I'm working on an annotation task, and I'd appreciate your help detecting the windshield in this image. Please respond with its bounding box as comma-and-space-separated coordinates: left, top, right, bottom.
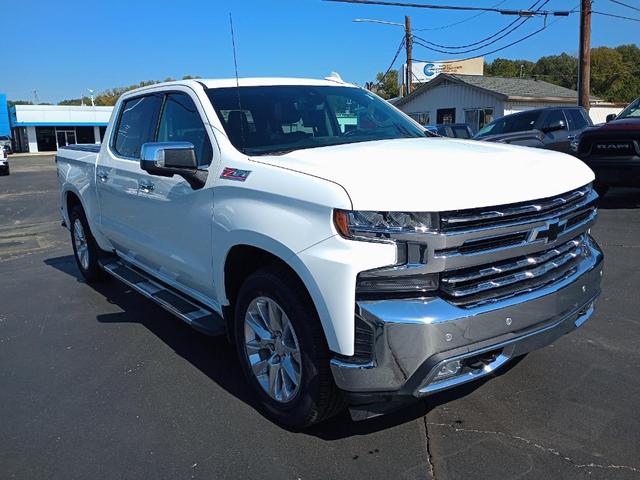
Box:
617, 97, 640, 119
206, 85, 426, 155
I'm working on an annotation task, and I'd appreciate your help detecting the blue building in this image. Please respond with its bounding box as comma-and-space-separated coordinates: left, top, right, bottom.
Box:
0, 94, 11, 137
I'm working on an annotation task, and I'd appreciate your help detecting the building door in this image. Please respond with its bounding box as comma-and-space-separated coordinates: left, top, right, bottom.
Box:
56, 129, 76, 148
437, 108, 456, 124
35, 127, 57, 151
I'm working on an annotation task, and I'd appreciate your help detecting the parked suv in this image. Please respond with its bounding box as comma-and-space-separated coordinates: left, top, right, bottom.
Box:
572, 97, 640, 196
475, 106, 592, 154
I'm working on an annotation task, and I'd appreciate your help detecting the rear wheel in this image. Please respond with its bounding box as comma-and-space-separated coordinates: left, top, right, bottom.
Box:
234, 266, 345, 428
69, 205, 107, 283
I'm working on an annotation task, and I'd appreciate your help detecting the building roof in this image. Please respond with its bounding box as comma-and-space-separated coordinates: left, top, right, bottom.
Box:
395, 73, 596, 107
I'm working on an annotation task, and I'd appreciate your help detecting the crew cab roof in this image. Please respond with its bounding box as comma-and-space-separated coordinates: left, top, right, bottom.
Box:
198, 77, 355, 89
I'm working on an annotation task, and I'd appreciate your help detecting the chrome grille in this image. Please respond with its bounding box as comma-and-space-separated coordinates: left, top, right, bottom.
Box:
440, 236, 586, 306
440, 185, 593, 232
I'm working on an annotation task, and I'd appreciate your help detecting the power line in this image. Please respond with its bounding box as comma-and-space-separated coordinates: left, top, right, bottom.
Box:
412, 0, 548, 53
606, 0, 640, 13
413, 14, 566, 63
323, 0, 572, 16
413, 0, 508, 31
381, 37, 406, 81
592, 9, 640, 21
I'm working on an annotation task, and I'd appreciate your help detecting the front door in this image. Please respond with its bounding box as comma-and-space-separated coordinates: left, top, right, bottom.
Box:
540, 109, 570, 152
437, 108, 456, 124
132, 91, 217, 300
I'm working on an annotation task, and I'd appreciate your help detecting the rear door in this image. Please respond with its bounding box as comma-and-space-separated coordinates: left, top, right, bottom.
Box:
96, 93, 163, 254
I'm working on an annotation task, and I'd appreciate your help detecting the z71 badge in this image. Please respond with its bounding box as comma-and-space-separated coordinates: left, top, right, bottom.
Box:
220, 167, 251, 182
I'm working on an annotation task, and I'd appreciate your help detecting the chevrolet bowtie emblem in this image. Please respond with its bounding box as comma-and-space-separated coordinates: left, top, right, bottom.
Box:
530, 219, 567, 243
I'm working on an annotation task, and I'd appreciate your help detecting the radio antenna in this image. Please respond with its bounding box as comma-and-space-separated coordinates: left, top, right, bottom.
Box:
229, 13, 246, 153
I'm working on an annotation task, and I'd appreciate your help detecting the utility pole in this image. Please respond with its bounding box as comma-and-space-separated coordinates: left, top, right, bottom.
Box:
577, 0, 591, 111
404, 15, 412, 95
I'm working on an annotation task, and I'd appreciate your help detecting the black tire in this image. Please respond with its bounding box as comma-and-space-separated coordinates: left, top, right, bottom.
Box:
0, 166, 8, 176
234, 266, 345, 428
594, 181, 609, 198
69, 205, 108, 283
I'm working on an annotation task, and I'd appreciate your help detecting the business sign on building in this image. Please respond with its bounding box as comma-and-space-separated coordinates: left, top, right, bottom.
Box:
408, 57, 484, 83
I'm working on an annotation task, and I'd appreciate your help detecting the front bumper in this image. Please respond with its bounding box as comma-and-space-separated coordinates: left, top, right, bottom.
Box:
331, 235, 604, 397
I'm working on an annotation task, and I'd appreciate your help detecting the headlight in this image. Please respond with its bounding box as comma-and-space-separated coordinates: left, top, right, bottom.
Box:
334, 210, 440, 296
333, 210, 439, 240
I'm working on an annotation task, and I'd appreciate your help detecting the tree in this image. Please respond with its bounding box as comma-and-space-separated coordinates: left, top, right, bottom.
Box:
58, 97, 93, 106
485, 58, 535, 78
373, 70, 400, 99
7, 100, 33, 108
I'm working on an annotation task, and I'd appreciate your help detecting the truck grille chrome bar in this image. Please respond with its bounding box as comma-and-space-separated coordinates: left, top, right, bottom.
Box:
440, 236, 587, 306
440, 185, 593, 232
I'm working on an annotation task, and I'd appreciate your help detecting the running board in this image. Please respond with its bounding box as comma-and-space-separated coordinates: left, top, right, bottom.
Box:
100, 259, 225, 336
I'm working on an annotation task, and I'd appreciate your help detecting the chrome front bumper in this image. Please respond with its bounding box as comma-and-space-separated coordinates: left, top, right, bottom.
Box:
331, 235, 604, 397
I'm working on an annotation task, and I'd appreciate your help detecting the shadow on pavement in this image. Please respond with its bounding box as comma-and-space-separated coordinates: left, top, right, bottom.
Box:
44, 253, 524, 439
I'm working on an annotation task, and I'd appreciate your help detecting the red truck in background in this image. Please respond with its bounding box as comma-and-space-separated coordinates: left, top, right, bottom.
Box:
573, 97, 640, 196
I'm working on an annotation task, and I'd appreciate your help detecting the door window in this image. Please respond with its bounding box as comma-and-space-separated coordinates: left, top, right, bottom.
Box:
113, 94, 163, 158
157, 92, 213, 165
541, 109, 567, 131
564, 109, 589, 130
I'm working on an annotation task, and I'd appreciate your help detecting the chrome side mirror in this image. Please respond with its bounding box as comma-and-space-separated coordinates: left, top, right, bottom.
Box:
140, 142, 206, 189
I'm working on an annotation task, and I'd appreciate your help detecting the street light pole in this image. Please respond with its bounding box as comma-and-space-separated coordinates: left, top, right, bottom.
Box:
578, 0, 591, 111
405, 15, 412, 95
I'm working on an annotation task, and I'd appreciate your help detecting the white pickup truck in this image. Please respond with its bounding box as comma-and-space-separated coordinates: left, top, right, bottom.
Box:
57, 77, 603, 427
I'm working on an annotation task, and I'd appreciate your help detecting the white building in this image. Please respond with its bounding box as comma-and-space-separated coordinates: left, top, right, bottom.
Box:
394, 73, 624, 131
10, 105, 114, 153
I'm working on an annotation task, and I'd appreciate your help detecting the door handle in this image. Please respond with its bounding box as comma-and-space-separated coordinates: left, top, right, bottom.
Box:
138, 179, 155, 193
567, 135, 576, 140
97, 171, 109, 182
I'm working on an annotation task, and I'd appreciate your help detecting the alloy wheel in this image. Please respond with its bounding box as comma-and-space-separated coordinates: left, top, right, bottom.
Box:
243, 296, 302, 403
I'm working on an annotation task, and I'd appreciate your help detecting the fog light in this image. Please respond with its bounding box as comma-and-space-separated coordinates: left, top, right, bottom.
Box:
435, 360, 463, 380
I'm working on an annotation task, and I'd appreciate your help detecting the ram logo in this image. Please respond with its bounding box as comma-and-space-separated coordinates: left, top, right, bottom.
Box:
596, 143, 631, 150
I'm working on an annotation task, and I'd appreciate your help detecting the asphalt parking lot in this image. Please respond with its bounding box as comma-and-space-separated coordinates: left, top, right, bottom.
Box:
1, 155, 639, 480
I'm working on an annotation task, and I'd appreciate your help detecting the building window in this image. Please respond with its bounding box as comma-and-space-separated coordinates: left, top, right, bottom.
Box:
464, 108, 494, 132
408, 112, 430, 125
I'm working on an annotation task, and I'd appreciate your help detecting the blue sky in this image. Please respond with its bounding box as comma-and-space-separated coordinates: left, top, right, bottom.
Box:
3, 0, 636, 103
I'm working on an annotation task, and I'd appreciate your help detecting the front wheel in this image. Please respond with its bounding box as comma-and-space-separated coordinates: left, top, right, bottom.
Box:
234, 266, 345, 428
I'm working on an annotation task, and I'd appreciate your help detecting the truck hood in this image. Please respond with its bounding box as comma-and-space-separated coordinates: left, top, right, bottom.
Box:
254, 138, 594, 212
583, 117, 640, 134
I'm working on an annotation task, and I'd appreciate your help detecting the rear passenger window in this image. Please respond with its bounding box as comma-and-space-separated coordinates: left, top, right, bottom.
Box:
565, 109, 589, 130
113, 94, 163, 158
157, 93, 213, 165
